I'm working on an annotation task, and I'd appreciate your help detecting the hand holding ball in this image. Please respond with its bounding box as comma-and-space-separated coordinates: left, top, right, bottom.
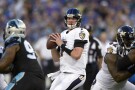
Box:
46, 33, 61, 49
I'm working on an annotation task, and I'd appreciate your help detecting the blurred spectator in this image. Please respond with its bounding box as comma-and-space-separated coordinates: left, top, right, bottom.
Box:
0, 1, 135, 90
0, 0, 135, 44
98, 30, 110, 56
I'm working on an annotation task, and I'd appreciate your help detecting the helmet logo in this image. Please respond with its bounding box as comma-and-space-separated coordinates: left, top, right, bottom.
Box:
120, 32, 126, 36
67, 14, 74, 17
8, 21, 18, 29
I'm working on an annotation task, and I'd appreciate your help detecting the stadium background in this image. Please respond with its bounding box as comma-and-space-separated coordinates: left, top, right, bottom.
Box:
0, 0, 135, 90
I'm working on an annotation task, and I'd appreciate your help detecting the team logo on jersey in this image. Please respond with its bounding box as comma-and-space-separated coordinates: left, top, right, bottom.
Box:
107, 47, 113, 53
79, 31, 85, 40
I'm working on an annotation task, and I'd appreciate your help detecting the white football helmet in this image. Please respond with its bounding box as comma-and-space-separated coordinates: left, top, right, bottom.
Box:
4, 19, 26, 40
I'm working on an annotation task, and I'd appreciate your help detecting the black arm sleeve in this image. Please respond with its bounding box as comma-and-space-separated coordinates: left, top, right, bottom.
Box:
74, 40, 88, 48
116, 55, 133, 71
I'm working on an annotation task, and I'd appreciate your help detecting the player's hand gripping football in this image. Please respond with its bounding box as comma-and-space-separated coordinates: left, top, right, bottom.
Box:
49, 33, 63, 46
107, 42, 117, 54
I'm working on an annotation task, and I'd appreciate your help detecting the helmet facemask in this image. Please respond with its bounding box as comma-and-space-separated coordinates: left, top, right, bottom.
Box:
116, 26, 135, 49
64, 8, 82, 29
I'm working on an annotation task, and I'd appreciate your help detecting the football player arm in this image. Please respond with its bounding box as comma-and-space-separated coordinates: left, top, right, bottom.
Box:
51, 33, 88, 60
51, 48, 60, 62
105, 54, 132, 83
116, 49, 135, 71
61, 40, 87, 60
0, 44, 19, 73
70, 47, 83, 60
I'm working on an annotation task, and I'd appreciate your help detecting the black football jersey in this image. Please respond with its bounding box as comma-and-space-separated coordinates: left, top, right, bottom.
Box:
4, 37, 44, 77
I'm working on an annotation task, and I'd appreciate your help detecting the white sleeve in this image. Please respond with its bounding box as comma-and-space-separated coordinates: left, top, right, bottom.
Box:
0, 74, 7, 90
74, 29, 89, 41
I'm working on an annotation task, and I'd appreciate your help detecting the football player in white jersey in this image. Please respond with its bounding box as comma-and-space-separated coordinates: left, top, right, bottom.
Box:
91, 25, 135, 90
47, 8, 89, 90
0, 46, 7, 90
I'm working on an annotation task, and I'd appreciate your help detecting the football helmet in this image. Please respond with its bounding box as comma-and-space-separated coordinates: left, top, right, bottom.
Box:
116, 25, 135, 49
64, 8, 82, 29
4, 19, 26, 40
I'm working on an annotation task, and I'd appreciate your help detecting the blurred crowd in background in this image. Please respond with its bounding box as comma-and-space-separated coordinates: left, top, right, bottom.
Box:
0, 0, 135, 44
0, 0, 135, 89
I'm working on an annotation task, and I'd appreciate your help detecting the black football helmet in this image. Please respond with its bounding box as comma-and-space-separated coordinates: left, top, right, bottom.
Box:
116, 25, 135, 49
64, 8, 82, 29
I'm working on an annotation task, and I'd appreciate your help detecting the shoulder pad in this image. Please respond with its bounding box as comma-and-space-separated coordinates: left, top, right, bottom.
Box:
5, 37, 22, 48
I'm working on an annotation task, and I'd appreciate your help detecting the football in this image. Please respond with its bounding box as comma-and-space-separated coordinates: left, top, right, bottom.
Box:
46, 36, 57, 49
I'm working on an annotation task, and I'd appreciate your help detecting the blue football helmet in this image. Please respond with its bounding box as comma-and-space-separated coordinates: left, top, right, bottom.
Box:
4, 19, 26, 40
116, 25, 135, 49
64, 8, 82, 29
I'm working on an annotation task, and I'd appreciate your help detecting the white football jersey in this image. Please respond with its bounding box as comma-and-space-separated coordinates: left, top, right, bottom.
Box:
60, 27, 89, 75
96, 42, 129, 89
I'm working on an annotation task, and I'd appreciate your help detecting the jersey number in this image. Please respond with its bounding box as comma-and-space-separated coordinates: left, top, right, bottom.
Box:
24, 40, 36, 59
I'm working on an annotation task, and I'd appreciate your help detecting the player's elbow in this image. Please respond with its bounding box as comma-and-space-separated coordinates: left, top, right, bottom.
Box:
71, 48, 83, 60
113, 75, 124, 83
114, 78, 123, 83
52, 57, 60, 62
53, 59, 60, 62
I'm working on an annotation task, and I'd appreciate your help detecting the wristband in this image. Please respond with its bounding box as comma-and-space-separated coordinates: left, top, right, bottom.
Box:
61, 44, 72, 55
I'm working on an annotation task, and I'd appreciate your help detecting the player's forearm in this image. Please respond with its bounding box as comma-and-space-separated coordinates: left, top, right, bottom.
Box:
109, 61, 131, 82
51, 49, 60, 62
107, 61, 131, 83
116, 55, 133, 70
70, 47, 83, 60
105, 54, 132, 82
0, 64, 13, 73
113, 71, 132, 83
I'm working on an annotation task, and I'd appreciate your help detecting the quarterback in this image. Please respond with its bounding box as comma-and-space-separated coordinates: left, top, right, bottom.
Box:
47, 8, 89, 90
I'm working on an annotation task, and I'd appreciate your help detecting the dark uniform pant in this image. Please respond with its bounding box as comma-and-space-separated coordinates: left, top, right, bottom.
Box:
83, 63, 99, 90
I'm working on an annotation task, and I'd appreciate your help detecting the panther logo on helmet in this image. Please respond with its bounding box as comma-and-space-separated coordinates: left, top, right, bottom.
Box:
4, 19, 26, 40
64, 8, 82, 29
